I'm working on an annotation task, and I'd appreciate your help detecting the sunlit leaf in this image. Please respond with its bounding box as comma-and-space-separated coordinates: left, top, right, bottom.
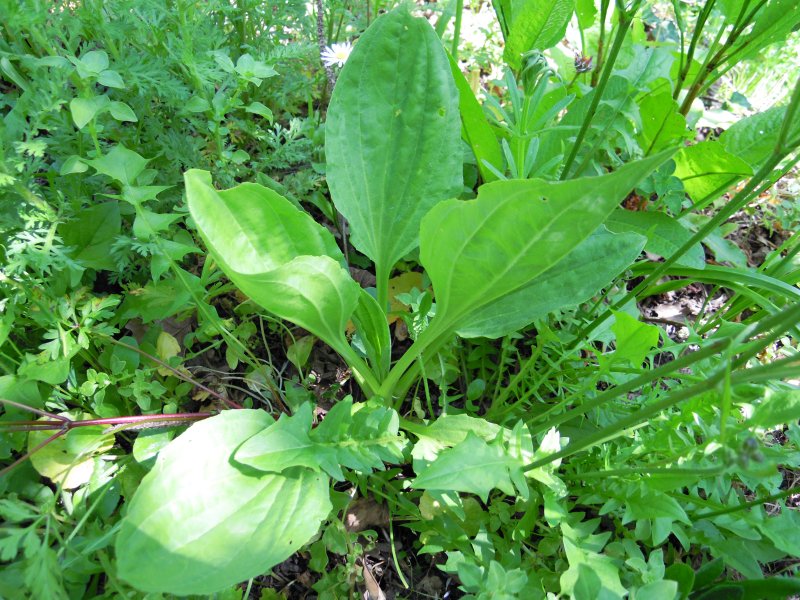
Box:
116, 410, 331, 595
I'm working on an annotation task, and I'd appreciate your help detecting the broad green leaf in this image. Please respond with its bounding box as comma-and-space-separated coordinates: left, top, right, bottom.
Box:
246, 101, 273, 122
235, 399, 404, 481
59, 155, 88, 175
622, 487, 690, 525
673, 142, 752, 204
97, 69, 125, 88
759, 509, 800, 556
611, 311, 660, 366
76, 50, 109, 76
234, 404, 319, 474
727, 0, 800, 63
456, 228, 646, 338
573, 564, 602, 600
59, 201, 121, 271
605, 209, 704, 269
28, 413, 114, 489
719, 105, 800, 169
116, 410, 331, 595
119, 272, 198, 323
664, 562, 694, 600
85, 145, 149, 186
325, 7, 462, 279
312, 398, 404, 476
702, 578, 800, 600
447, 53, 501, 183
69, 95, 109, 129
637, 92, 687, 154
412, 432, 522, 501
576, 0, 598, 28
504, 0, 575, 69
636, 580, 678, 599
185, 170, 360, 356
109, 101, 137, 122
560, 521, 626, 599
420, 152, 672, 331
406, 413, 503, 465
749, 389, 800, 429
616, 47, 674, 91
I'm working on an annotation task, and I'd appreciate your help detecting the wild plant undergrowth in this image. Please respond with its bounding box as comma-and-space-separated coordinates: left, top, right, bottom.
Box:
1, 1, 800, 599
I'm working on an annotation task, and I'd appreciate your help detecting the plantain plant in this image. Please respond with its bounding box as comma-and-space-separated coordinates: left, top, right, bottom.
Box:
114, 4, 800, 597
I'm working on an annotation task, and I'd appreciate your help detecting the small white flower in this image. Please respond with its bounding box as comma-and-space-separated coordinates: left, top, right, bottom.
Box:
321, 41, 352, 68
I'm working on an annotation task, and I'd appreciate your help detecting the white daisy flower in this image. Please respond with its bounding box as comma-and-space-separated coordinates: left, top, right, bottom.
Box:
321, 41, 352, 68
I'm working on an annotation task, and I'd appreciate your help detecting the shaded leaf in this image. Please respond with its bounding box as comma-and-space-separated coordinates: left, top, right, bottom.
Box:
420, 152, 672, 333
456, 227, 645, 338
606, 209, 704, 269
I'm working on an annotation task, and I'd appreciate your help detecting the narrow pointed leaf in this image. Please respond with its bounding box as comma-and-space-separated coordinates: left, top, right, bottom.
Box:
116, 410, 331, 595
185, 170, 360, 354
421, 152, 673, 330
447, 53, 502, 183
325, 7, 462, 276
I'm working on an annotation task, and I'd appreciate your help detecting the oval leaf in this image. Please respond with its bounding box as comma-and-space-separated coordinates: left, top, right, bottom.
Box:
456, 228, 646, 338
421, 151, 673, 330
504, 0, 575, 69
185, 170, 360, 353
325, 7, 462, 277
116, 410, 331, 595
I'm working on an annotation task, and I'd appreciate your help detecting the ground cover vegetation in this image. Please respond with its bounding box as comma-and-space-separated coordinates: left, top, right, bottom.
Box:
1, 0, 800, 598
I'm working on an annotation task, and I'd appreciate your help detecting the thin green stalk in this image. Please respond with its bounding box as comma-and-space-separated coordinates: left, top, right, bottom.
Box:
451, 0, 463, 59
524, 302, 800, 471
577, 464, 725, 478
591, 0, 611, 87
376, 262, 391, 317
673, 0, 716, 98
695, 486, 799, 519
560, 1, 641, 179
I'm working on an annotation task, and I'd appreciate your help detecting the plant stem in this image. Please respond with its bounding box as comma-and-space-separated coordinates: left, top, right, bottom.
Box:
577, 464, 725, 478
560, 1, 640, 180
673, 0, 716, 97
591, 0, 611, 87
451, 0, 463, 59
